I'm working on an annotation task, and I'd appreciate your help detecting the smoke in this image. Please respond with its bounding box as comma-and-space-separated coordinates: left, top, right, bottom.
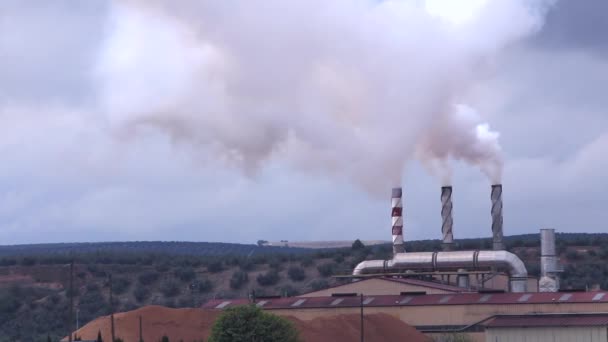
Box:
417, 104, 503, 185
95, 0, 554, 192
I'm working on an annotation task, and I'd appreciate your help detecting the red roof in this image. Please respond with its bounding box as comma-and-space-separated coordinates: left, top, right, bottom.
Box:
201, 291, 608, 310
485, 314, 608, 328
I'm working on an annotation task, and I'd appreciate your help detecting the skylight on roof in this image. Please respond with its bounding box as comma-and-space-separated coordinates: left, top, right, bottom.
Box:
439, 295, 453, 304
518, 294, 533, 302
215, 301, 231, 309
478, 294, 492, 303
331, 298, 344, 306
593, 293, 606, 301
291, 299, 306, 307
558, 293, 572, 301
256, 300, 268, 307
399, 296, 414, 304
363, 297, 375, 305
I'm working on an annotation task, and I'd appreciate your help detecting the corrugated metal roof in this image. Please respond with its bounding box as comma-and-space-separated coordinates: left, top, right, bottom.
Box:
297, 277, 467, 296
382, 277, 469, 292
485, 314, 608, 328
202, 292, 608, 310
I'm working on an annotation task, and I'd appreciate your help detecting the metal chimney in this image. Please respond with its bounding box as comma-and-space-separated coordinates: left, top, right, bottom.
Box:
491, 184, 504, 250
441, 186, 454, 251
392, 187, 405, 254
539, 228, 560, 292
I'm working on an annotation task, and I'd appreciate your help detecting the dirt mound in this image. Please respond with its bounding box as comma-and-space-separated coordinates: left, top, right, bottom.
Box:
288, 313, 431, 342
69, 305, 430, 342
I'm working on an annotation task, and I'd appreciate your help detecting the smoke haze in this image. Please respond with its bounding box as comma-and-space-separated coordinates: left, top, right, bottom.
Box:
95, 0, 554, 192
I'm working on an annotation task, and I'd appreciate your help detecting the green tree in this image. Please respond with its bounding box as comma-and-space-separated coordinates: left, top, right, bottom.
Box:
208, 305, 300, 342
97, 330, 103, 342
230, 271, 249, 290
287, 266, 305, 282
352, 239, 365, 250
161, 336, 170, 342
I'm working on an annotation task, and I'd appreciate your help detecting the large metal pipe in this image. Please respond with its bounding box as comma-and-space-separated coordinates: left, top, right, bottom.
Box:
353, 250, 528, 292
491, 184, 504, 250
441, 186, 454, 250
392, 187, 405, 254
539, 228, 559, 292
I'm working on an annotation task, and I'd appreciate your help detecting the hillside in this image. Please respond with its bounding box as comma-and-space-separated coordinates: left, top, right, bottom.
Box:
1, 233, 608, 341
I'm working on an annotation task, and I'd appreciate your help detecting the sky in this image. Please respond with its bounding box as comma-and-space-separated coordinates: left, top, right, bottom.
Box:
0, 0, 607, 245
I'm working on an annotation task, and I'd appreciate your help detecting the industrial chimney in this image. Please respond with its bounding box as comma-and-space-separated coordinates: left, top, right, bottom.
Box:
539, 228, 560, 292
441, 186, 454, 251
392, 187, 405, 254
491, 184, 504, 250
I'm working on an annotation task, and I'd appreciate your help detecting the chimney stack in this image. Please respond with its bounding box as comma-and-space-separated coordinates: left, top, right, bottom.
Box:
441, 186, 454, 251
392, 187, 405, 254
539, 228, 560, 292
491, 184, 504, 250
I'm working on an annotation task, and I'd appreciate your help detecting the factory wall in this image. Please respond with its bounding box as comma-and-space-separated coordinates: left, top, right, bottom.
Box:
485, 327, 607, 342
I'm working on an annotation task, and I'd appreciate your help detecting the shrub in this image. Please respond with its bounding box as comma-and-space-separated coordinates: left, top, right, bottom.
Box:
300, 256, 314, 268
208, 261, 224, 273
230, 271, 249, 290
352, 239, 365, 250
310, 279, 329, 291
134, 287, 150, 303
208, 305, 299, 342
287, 266, 306, 282
174, 267, 196, 282
316, 262, 336, 277
160, 279, 181, 297
277, 285, 299, 297
195, 279, 214, 293
112, 277, 131, 295
137, 271, 160, 286
256, 270, 280, 287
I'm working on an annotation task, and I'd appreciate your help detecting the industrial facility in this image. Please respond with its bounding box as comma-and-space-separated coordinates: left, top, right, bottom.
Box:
205, 185, 604, 342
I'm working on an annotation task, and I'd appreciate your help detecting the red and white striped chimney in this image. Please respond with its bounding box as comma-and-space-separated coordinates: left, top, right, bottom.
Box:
392, 187, 405, 254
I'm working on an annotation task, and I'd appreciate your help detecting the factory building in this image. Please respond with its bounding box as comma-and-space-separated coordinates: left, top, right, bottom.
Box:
204, 185, 595, 341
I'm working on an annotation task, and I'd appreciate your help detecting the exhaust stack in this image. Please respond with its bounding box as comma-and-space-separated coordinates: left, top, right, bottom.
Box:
392, 187, 405, 254
539, 228, 560, 292
441, 186, 454, 251
491, 184, 504, 250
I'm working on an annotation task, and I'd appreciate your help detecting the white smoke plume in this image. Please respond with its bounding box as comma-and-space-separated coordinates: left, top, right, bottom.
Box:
95, 0, 554, 192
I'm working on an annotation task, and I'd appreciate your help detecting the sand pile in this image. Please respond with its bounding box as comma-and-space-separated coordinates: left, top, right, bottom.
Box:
69, 305, 430, 342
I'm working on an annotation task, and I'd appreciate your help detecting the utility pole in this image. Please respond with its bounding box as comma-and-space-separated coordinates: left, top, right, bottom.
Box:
360, 294, 364, 342
109, 273, 115, 342
139, 315, 143, 342
69, 260, 74, 342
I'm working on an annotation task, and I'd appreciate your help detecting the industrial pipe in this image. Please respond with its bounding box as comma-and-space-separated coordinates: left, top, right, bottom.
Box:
353, 250, 528, 292
539, 228, 559, 292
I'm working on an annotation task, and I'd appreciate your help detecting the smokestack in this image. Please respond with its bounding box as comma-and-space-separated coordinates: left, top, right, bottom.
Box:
539, 228, 559, 292
441, 186, 454, 251
392, 187, 405, 254
491, 184, 504, 250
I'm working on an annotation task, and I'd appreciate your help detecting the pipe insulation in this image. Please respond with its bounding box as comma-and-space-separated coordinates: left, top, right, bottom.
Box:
353, 250, 528, 292
491, 184, 504, 250
392, 187, 405, 254
539, 228, 559, 292
441, 186, 454, 248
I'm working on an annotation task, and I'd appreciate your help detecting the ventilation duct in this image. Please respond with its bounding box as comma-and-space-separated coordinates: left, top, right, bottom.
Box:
441, 186, 454, 251
392, 187, 405, 254
353, 250, 528, 292
491, 184, 504, 250
539, 228, 560, 292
